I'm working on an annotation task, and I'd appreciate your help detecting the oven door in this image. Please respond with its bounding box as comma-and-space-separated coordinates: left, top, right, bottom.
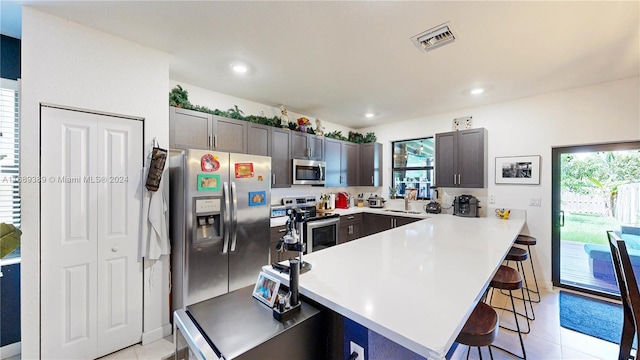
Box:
305, 217, 339, 253
292, 159, 325, 185
174, 310, 220, 360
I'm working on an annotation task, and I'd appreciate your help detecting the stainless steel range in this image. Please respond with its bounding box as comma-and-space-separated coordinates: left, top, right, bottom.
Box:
281, 196, 340, 253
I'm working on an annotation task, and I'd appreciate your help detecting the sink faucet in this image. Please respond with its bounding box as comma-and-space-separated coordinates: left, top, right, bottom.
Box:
404, 196, 411, 211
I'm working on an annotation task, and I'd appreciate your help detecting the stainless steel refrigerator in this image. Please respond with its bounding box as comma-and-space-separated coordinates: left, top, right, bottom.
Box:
170, 149, 271, 310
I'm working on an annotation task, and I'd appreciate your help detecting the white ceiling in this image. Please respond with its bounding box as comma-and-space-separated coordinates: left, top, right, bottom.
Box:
4, 1, 640, 129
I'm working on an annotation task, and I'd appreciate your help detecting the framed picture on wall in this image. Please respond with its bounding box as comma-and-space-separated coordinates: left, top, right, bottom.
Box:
495, 155, 541, 185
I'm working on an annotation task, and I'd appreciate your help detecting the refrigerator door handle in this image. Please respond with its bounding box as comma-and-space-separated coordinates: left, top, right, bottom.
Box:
230, 182, 239, 252
222, 182, 230, 254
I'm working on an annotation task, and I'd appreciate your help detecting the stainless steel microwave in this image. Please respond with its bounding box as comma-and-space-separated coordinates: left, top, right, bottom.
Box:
292, 159, 326, 185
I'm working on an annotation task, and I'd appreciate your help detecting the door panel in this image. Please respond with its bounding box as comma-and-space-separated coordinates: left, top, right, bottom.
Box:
41, 107, 143, 359
64, 263, 91, 343
228, 153, 271, 292
41, 107, 98, 359
96, 116, 143, 355
552, 142, 640, 298
435, 132, 455, 187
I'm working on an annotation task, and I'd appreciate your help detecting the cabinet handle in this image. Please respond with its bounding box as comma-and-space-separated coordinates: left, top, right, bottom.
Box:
391, 218, 394, 228
348, 225, 353, 235
208, 135, 212, 147
371, 176, 374, 185
278, 229, 287, 233
347, 216, 354, 220
458, 174, 461, 184
272, 173, 276, 185
453, 174, 456, 185
214, 135, 218, 148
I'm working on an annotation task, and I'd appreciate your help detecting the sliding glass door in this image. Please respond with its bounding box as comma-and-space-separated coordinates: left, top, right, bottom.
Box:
552, 142, 640, 297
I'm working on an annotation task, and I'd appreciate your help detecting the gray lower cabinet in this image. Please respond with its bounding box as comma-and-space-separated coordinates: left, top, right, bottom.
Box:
435, 128, 487, 188
339, 213, 363, 243
169, 106, 248, 153
363, 213, 419, 237
360, 142, 383, 186
324, 138, 359, 187
291, 132, 324, 160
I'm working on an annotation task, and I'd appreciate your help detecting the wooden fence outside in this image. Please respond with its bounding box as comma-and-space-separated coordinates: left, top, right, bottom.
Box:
562, 184, 640, 225
561, 192, 607, 215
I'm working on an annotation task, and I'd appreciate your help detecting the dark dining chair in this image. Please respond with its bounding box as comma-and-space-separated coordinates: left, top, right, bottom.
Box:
608, 230, 640, 360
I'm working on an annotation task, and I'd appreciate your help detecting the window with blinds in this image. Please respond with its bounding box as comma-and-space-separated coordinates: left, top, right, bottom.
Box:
0, 79, 21, 259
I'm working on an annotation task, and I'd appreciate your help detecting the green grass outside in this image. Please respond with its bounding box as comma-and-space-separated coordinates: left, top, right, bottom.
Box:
561, 212, 619, 245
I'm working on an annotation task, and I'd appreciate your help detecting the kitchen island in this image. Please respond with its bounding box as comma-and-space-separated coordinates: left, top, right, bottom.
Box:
264, 209, 526, 359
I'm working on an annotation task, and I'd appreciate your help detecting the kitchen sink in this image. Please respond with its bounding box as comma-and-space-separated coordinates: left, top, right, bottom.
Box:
383, 209, 424, 215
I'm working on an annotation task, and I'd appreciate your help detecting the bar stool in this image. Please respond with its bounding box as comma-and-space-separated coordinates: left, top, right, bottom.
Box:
516, 234, 540, 303
456, 302, 499, 360
502, 246, 536, 323
489, 265, 527, 359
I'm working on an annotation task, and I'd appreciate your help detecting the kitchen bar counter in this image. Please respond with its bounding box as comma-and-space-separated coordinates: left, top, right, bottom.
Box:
264, 209, 526, 359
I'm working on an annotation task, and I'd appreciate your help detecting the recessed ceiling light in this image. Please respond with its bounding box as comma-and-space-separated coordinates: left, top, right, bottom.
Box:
365, 113, 375, 118
232, 64, 248, 74
470, 88, 484, 95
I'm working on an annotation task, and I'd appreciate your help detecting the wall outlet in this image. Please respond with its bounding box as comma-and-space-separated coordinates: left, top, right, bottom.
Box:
530, 198, 541, 207
350, 341, 365, 360
489, 195, 495, 204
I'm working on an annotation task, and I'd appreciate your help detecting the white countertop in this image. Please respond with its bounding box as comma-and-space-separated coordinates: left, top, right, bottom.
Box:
264, 209, 525, 359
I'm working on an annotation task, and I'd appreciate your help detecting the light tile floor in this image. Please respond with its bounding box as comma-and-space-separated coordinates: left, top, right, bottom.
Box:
94, 287, 618, 360
450, 287, 620, 360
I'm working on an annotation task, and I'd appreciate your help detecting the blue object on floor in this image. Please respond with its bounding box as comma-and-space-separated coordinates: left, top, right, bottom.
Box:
559, 290, 636, 347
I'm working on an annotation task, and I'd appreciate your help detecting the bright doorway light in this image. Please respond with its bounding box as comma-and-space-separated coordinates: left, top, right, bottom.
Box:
470, 88, 484, 95
365, 113, 375, 118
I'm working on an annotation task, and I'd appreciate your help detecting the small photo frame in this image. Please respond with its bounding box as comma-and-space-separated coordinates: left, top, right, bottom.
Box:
248, 191, 266, 206
197, 173, 221, 191
235, 163, 254, 178
495, 155, 541, 185
252, 271, 280, 307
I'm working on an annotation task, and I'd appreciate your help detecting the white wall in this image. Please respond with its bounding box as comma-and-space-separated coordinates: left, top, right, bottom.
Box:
21, 8, 171, 358
359, 76, 640, 289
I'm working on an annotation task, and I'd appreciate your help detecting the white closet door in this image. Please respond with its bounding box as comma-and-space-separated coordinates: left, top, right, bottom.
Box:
96, 115, 143, 355
41, 107, 99, 359
40, 107, 143, 359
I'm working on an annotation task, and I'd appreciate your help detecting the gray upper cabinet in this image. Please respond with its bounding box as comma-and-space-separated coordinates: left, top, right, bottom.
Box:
213, 115, 248, 153
169, 106, 212, 150
324, 138, 359, 187
271, 128, 292, 188
169, 106, 248, 153
247, 123, 271, 156
291, 132, 324, 160
360, 142, 383, 186
435, 128, 487, 188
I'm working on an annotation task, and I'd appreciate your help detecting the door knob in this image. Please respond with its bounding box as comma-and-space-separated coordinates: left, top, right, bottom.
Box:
112, 246, 119, 252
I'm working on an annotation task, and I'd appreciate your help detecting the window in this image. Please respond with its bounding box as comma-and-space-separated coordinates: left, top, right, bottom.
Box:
0, 79, 21, 259
391, 137, 434, 200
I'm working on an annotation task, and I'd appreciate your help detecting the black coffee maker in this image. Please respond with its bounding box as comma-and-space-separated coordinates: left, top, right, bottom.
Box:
453, 195, 480, 217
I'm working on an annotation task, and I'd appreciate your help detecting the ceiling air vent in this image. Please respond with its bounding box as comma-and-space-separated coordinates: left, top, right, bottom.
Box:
411, 22, 457, 52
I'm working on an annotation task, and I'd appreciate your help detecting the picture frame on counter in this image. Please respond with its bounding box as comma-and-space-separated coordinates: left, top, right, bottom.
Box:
495, 155, 541, 185
252, 271, 280, 307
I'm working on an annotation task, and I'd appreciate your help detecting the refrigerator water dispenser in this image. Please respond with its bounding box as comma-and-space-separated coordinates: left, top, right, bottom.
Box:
194, 197, 221, 243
